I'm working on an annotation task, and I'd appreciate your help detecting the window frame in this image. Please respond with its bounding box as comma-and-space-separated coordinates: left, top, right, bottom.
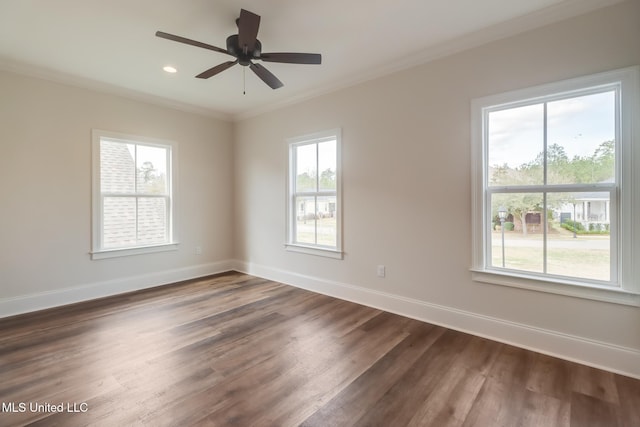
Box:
471, 67, 640, 306
286, 129, 342, 259
91, 129, 178, 260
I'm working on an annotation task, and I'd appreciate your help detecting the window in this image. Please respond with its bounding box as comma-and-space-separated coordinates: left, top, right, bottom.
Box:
91, 130, 177, 259
286, 129, 342, 258
471, 67, 640, 305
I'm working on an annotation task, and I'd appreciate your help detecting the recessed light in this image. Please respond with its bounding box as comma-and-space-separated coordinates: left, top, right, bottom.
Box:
163, 66, 177, 73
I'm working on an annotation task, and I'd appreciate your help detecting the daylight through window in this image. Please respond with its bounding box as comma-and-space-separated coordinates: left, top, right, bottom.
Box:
471, 67, 640, 304
92, 130, 177, 259
488, 90, 616, 282
287, 130, 342, 258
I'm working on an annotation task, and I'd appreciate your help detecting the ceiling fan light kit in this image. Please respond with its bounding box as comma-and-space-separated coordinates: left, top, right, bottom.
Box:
156, 8, 321, 90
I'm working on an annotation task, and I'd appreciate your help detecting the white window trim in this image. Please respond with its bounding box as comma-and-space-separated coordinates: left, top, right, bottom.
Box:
471, 67, 640, 306
91, 129, 179, 260
285, 129, 343, 259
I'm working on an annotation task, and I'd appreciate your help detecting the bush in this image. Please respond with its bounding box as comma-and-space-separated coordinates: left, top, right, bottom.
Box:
562, 220, 584, 233
561, 220, 609, 235
503, 222, 515, 231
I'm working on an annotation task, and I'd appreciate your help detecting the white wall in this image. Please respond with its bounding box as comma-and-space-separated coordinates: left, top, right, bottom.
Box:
0, 71, 235, 315
233, 1, 640, 377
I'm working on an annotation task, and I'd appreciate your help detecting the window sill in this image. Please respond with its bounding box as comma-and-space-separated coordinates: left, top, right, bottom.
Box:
91, 243, 179, 260
471, 268, 640, 307
285, 243, 343, 259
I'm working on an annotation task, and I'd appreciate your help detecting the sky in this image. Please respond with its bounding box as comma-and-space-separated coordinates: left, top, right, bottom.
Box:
296, 139, 337, 176
126, 143, 168, 175
488, 90, 615, 168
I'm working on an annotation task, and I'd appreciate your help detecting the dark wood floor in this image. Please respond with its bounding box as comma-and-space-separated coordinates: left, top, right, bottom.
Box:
1, 272, 639, 427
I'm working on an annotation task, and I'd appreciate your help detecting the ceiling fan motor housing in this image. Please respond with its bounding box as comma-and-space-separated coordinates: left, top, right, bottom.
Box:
226, 34, 261, 66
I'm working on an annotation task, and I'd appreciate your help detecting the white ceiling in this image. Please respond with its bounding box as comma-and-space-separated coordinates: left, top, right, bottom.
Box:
0, 0, 622, 120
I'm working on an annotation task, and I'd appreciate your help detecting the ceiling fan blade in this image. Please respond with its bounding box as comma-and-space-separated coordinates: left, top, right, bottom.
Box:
260, 52, 322, 64
237, 9, 260, 53
155, 31, 232, 56
250, 63, 283, 89
195, 61, 238, 79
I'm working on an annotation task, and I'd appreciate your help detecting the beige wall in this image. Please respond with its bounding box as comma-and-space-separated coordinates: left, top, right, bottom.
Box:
1, 0, 638, 376
233, 0, 640, 369
0, 71, 234, 310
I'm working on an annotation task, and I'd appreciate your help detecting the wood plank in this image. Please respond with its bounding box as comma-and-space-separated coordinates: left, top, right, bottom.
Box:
405, 365, 486, 427
570, 392, 621, 427
212, 312, 410, 426
571, 363, 620, 404
350, 329, 473, 427
1, 272, 638, 427
516, 390, 571, 427
462, 376, 528, 427
615, 374, 640, 427
301, 317, 444, 427
526, 352, 574, 401
487, 342, 536, 388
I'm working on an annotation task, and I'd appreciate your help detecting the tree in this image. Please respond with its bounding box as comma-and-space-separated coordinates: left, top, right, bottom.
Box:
563, 140, 614, 184
546, 143, 571, 184
591, 140, 615, 182
137, 161, 166, 194
489, 141, 614, 235
296, 168, 336, 191
493, 193, 542, 236
296, 171, 316, 191
319, 168, 336, 190
139, 161, 156, 183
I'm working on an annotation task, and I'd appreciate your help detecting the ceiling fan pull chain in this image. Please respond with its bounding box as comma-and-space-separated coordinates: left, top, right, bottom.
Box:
243, 67, 246, 95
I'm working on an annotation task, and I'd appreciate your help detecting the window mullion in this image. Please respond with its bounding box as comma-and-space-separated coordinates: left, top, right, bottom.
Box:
542, 103, 548, 274
543, 192, 548, 274
133, 144, 138, 245
488, 183, 615, 194
485, 190, 493, 270
543, 102, 548, 186
314, 195, 318, 245
291, 193, 296, 244
135, 197, 139, 245
315, 142, 319, 244
315, 142, 320, 193
100, 194, 106, 250
609, 187, 618, 284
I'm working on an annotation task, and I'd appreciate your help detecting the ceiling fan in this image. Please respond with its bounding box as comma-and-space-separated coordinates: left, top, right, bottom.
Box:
156, 8, 322, 90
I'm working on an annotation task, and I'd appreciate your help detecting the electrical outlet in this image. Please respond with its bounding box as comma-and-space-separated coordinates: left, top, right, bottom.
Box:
195, 246, 202, 255
377, 265, 386, 278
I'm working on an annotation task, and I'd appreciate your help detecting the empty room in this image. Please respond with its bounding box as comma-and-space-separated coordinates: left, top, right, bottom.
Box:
1, 0, 639, 426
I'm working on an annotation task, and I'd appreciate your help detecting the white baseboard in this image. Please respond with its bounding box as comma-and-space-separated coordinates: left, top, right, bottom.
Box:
0, 260, 235, 319
4, 259, 638, 379
234, 260, 640, 379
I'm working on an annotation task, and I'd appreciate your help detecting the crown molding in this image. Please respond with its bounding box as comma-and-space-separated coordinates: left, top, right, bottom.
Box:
233, 0, 626, 121
0, 57, 233, 122
1, 0, 625, 123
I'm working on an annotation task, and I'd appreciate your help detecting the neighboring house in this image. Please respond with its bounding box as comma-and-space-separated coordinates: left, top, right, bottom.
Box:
558, 179, 613, 230
507, 195, 611, 233
100, 142, 167, 248
296, 198, 336, 220
559, 192, 611, 230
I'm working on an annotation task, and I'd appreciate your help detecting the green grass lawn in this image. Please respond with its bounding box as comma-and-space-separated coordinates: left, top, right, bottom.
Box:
295, 217, 337, 246
491, 228, 610, 281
